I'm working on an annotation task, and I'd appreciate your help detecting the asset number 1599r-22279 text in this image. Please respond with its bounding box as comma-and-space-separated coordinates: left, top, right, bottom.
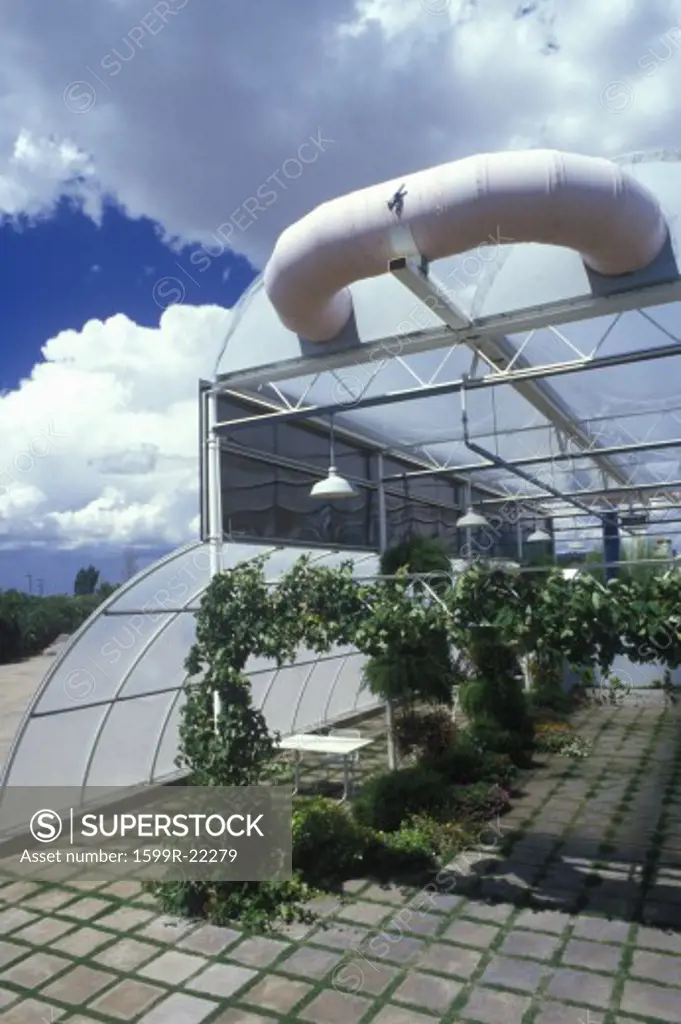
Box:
132, 848, 238, 863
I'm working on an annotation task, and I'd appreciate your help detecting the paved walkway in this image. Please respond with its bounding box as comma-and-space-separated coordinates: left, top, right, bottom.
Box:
0, 652, 58, 771
0, 703, 680, 1022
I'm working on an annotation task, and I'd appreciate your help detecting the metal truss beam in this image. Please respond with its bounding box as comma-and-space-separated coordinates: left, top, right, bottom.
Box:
387, 258, 633, 487
479, 477, 681, 507
382, 435, 681, 481
216, 277, 681, 390
215, 339, 681, 432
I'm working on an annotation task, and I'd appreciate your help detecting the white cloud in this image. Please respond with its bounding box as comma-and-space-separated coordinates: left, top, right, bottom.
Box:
0, 305, 231, 551
2, 0, 681, 262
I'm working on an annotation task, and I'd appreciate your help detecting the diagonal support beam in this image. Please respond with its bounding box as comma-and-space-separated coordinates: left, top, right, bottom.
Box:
389, 258, 635, 490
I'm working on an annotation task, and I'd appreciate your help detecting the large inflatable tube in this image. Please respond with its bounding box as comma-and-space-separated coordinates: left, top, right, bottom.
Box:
263, 149, 667, 342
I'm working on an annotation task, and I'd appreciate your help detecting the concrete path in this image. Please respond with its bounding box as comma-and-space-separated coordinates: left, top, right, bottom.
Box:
0, 653, 58, 772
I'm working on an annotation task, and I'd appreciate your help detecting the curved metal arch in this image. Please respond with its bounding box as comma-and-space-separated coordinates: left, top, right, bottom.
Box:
0, 540, 206, 788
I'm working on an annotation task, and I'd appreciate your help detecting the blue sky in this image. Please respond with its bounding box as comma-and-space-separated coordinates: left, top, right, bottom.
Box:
0, 199, 255, 393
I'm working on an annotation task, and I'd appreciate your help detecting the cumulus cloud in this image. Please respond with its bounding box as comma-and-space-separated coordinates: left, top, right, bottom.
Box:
0, 305, 230, 551
2, 0, 681, 551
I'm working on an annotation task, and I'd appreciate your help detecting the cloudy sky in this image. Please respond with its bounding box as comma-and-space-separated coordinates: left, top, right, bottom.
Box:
2, 0, 681, 590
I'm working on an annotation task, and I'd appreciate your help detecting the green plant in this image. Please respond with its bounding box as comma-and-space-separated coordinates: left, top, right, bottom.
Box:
377, 814, 471, 862
353, 765, 450, 832
394, 706, 456, 760
292, 797, 368, 884
144, 877, 316, 933
446, 781, 511, 822
458, 624, 533, 746
362, 536, 457, 709
421, 733, 484, 783
0, 589, 106, 664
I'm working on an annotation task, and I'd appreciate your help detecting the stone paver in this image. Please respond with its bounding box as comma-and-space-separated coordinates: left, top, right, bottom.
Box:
140, 949, 208, 984
561, 937, 624, 973
460, 985, 531, 1022
40, 964, 118, 1003
298, 987, 373, 1022
243, 973, 312, 1012
481, 953, 549, 992
136, 991, 218, 1023
89, 978, 165, 1017
393, 969, 463, 1011
620, 979, 681, 1022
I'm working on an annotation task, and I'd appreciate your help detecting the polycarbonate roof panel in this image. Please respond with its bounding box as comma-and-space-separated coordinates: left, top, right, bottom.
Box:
0, 541, 382, 814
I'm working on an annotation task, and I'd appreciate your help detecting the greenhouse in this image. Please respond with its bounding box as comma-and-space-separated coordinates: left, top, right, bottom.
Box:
3, 146, 681, 815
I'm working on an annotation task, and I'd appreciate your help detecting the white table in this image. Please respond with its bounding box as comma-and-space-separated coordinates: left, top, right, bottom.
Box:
278, 733, 375, 800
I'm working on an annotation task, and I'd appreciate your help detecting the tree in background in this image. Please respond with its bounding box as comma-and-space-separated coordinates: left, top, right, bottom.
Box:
74, 565, 100, 596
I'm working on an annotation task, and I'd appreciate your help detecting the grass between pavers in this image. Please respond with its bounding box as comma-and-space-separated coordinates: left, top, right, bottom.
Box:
2, 706, 681, 1022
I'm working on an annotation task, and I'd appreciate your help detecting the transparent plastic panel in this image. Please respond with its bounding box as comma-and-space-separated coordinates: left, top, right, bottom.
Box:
85, 692, 179, 788
119, 612, 197, 698
222, 542, 278, 571
152, 689, 186, 782
33, 613, 175, 713
292, 656, 346, 733
3, 705, 108, 787
325, 653, 372, 722
249, 669, 278, 711
108, 543, 211, 612
259, 546, 328, 578
260, 662, 317, 735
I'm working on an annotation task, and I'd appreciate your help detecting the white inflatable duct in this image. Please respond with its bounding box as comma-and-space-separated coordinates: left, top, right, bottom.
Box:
263, 149, 667, 342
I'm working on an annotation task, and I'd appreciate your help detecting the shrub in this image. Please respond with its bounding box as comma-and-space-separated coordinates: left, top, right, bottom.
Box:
145, 877, 315, 933
422, 730, 518, 788
422, 734, 484, 783
353, 766, 449, 832
0, 590, 104, 664
389, 814, 473, 860
447, 782, 511, 822
395, 707, 457, 760
293, 797, 368, 884
459, 626, 532, 739
467, 721, 533, 767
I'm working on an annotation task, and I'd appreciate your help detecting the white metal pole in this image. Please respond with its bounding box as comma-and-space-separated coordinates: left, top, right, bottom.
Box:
206, 386, 223, 579
377, 453, 397, 771
207, 386, 224, 731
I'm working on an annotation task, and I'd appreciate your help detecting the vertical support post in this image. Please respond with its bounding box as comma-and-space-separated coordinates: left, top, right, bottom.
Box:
602, 510, 620, 582
207, 385, 224, 737
516, 517, 523, 562
377, 452, 397, 771
206, 386, 224, 579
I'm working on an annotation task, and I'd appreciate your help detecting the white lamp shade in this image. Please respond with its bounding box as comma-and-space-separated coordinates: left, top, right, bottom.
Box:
309, 467, 357, 500
456, 507, 489, 529
527, 527, 551, 543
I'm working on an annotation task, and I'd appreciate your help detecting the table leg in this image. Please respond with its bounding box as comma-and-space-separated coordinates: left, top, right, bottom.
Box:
293, 751, 301, 796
